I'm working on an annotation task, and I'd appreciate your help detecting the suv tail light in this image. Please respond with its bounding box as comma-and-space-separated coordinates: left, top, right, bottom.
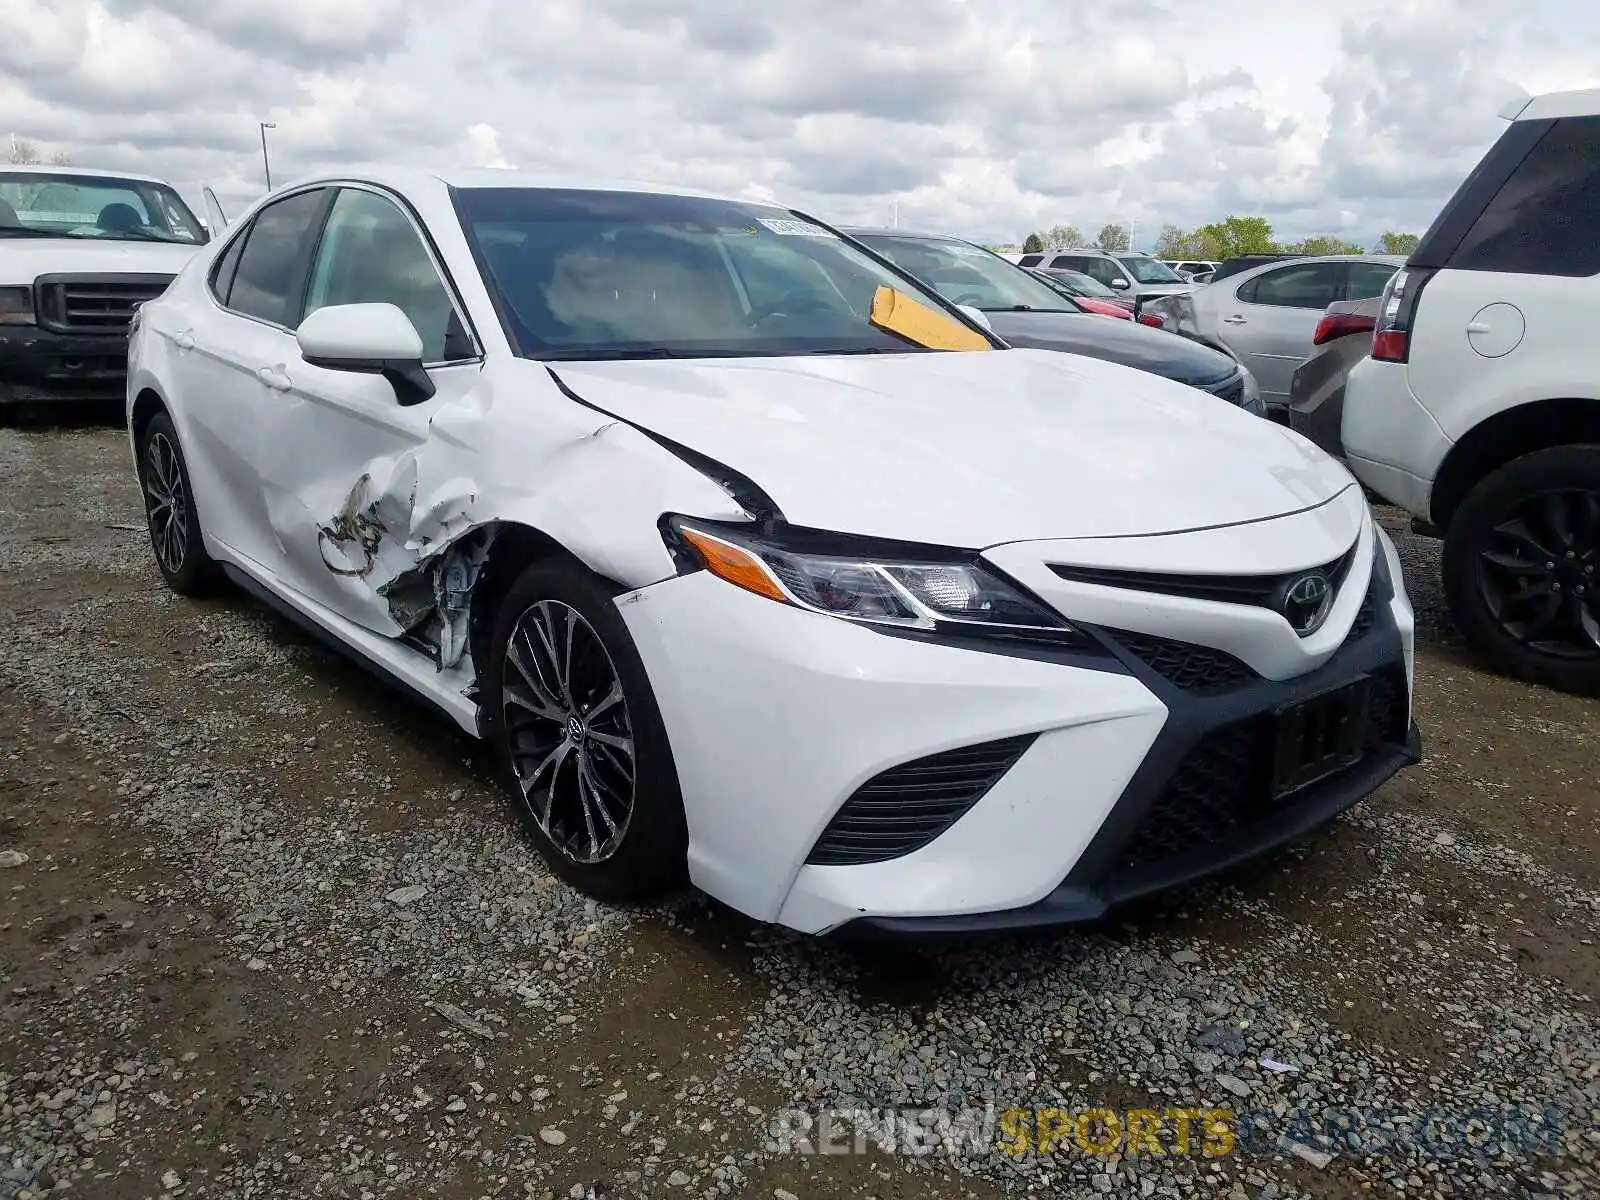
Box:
1312, 311, 1376, 345
1369, 267, 1435, 362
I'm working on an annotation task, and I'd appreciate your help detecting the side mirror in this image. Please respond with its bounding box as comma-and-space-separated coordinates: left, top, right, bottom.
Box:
1110, 278, 1130, 289
297, 303, 436, 405
957, 304, 993, 331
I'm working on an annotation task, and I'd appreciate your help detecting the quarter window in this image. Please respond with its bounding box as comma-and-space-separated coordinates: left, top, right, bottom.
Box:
1448, 115, 1600, 277
208, 231, 246, 304
227, 188, 329, 326
1345, 260, 1399, 300
304, 188, 467, 362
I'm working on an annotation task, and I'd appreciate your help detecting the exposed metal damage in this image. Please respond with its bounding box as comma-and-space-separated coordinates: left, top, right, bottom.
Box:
293, 374, 754, 685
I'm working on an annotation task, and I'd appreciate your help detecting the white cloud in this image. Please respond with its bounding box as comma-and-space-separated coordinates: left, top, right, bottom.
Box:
2, 0, 1596, 247
463, 123, 512, 170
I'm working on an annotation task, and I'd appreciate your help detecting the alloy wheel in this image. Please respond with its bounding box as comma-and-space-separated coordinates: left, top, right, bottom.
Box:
1476, 487, 1600, 659
143, 431, 189, 574
501, 600, 636, 864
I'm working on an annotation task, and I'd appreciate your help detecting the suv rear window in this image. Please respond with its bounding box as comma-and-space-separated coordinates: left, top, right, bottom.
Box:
1448, 116, 1600, 277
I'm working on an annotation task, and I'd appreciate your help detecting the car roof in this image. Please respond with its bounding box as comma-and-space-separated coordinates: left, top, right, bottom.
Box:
1226, 253, 1406, 278
838, 226, 961, 242
0, 163, 176, 185
1508, 86, 1600, 121
267, 164, 756, 206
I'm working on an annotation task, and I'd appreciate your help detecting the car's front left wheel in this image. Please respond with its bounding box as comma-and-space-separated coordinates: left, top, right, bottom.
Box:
483, 558, 688, 901
136, 411, 218, 595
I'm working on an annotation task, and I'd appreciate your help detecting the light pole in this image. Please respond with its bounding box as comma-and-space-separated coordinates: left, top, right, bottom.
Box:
258, 122, 276, 191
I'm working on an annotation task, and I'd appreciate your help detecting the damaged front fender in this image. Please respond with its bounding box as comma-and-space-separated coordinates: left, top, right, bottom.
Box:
289, 377, 750, 676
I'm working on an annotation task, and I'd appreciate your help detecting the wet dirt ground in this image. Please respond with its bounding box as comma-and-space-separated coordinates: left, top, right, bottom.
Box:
0, 425, 1595, 1200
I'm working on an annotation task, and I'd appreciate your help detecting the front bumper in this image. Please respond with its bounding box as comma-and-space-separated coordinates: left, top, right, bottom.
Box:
0, 325, 130, 406
619, 516, 1418, 936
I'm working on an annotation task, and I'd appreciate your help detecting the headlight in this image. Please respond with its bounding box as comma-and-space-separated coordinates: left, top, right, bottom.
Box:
664, 516, 1077, 642
0, 286, 35, 326
1239, 368, 1266, 416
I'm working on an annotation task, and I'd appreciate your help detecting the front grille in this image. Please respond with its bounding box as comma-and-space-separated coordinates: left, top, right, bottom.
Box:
806, 735, 1037, 866
1115, 668, 1409, 874
1349, 590, 1379, 641
1049, 547, 1358, 611
35, 273, 173, 334
1110, 628, 1256, 693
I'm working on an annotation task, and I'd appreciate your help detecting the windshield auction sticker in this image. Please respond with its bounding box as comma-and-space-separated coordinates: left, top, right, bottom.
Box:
757, 218, 836, 237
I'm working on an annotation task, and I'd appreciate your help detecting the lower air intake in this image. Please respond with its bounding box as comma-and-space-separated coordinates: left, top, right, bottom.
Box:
806, 734, 1037, 866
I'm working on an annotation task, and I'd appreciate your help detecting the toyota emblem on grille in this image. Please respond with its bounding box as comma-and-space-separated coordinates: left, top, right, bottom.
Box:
1280, 571, 1333, 636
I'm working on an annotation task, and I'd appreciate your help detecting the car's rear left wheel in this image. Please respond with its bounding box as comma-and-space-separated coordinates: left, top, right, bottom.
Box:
483, 558, 688, 900
1443, 444, 1600, 696
136, 411, 218, 595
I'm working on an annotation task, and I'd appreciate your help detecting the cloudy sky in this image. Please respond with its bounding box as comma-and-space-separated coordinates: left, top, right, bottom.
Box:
2, 0, 1596, 248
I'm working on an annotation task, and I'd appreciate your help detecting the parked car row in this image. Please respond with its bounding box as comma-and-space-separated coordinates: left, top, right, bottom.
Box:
1141, 254, 1404, 418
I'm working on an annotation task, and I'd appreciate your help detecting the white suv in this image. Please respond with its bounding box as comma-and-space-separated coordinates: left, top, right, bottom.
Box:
1342, 87, 1600, 695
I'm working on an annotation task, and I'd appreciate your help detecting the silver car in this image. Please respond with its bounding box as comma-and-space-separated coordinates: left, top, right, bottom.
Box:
1142, 255, 1403, 417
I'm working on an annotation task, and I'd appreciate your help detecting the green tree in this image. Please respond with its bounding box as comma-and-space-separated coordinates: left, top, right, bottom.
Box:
1285, 235, 1364, 255
1376, 231, 1420, 255
1191, 215, 1278, 260
1045, 223, 1084, 249
1095, 223, 1130, 253
1022, 231, 1045, 254
1153, 223, 1193, 259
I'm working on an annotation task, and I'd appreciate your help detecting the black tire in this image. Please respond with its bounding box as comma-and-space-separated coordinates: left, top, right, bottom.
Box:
1442, 444, 1600, 696
135, 410, 219, 595
482, 557, 688, 901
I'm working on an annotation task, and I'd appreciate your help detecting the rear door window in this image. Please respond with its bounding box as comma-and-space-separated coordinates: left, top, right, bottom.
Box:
1236, 262, 1344, 308
227, 188, 330, 326
1447, 116, 1600, 277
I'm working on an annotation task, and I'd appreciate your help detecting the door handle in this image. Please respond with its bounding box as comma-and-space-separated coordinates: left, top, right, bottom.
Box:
256, 366, 293, 392
1222, 315, 1248, 325
173, 329, 195, 351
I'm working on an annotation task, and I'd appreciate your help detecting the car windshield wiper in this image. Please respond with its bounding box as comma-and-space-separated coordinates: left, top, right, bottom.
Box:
538, 346, 689, 361
0, 226, 62, 238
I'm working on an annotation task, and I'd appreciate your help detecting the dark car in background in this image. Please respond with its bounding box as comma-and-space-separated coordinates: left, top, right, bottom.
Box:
843, 228, 1264, 415
1288, 297, 1380, 458
1208, 253, 1302, 282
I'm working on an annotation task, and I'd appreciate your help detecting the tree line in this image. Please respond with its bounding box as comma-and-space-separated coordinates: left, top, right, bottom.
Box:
7, 138, 73, 166
1020, 217, 1419, 259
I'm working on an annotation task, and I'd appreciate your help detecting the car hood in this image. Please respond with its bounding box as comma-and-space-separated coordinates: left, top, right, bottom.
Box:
982, 310, 1238, 388
0, 237, 202, 284
546, 348, 1354, 547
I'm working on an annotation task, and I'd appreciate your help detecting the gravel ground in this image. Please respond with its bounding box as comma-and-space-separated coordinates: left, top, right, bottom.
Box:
0, 424, 1595, 1200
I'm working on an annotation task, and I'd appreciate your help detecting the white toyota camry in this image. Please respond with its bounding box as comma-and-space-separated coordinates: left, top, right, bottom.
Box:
126, 168, 1420, 936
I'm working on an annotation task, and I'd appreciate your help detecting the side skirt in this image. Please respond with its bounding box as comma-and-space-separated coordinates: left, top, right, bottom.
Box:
220, 563, 485, 737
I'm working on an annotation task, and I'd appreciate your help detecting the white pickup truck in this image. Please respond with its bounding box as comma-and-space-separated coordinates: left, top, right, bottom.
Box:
1, 165, 227, 422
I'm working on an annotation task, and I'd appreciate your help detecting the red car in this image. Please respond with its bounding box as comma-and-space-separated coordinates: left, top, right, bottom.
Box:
1027, 268, 1167, 327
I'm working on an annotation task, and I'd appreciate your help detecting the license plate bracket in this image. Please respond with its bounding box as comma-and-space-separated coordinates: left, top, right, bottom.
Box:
1271, 677, 1371, 798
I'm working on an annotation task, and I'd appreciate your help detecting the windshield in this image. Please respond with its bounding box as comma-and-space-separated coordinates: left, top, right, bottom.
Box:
0, 172, 206, 245
452, 188, 985, 360
1037, 268, 1116, 298
1117, 255, 1183, 284
857, 234, 1080, 313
